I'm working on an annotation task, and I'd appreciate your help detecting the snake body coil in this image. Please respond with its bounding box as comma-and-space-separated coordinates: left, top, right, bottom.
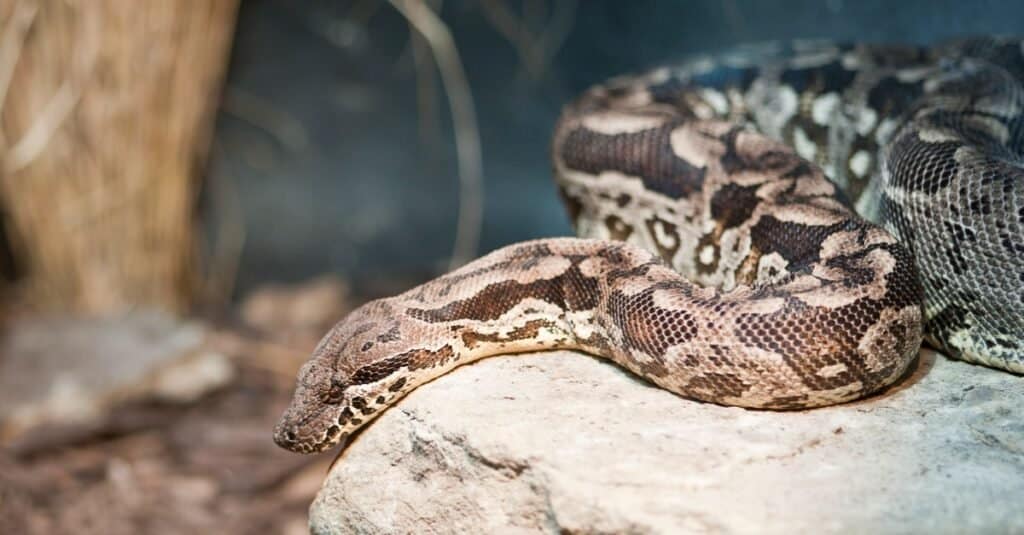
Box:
276, 37, 1023, 454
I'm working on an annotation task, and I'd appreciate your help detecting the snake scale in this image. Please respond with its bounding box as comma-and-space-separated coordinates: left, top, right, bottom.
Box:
275, 37, 1023, 454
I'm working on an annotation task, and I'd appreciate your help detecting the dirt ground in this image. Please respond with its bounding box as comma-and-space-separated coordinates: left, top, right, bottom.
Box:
0, 278, 359, 534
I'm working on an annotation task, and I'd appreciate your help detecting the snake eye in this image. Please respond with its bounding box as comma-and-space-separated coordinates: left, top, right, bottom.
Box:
323, 378, 346, 404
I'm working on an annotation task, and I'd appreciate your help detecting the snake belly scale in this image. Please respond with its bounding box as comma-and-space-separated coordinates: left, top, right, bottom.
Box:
275, 37, 1023, 454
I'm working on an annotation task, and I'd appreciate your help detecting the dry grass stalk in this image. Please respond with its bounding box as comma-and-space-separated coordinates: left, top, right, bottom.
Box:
0, 0, 239, 314
407, 0, 442, 150
479, 0, 577, 81
388, 0, 483, 270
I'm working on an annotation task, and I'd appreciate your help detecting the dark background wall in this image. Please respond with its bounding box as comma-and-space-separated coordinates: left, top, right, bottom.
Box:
209, 0, 1024, 298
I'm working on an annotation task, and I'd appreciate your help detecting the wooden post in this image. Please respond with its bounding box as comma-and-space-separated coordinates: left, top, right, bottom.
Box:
0, 0, 239, 314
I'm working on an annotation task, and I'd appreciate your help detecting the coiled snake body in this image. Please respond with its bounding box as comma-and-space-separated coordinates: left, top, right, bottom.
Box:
276, 37, 1023, 454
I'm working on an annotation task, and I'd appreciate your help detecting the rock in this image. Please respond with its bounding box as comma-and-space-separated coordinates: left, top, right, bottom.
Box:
309, 349, 1024, 534
0, 310, 234, 446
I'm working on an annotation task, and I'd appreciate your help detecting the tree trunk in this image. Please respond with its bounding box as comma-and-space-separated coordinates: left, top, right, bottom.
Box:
0, 0, 239, 314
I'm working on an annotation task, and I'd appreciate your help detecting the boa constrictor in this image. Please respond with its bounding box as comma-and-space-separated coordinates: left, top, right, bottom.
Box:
275, 37, 1023, 454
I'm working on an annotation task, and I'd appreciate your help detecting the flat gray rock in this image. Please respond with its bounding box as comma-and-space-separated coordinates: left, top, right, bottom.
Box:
0, 311, 234, 445
310, 349, 1023, 534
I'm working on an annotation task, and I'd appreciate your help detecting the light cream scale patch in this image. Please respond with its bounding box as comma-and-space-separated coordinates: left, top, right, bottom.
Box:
875, 117, 900, 144
855, 106, 878, 135
792, 175, 835, 196
800, 381, 866, 406
766, 202, 848, 227
819, 227, 896, 258
669, 127, 716, 168
811, 92, 841, 125
580, 112, 670, 135
699, 244, 716, 265
708, 345, 806, 402
563, 308, 600, 339
649, 217, 680, 252
816, 363, 849, 379
557, 168, 706, 279
745, 82, 799, 139
856, 305, 922, 371
505, 255, 572, 284
474, 298, 570, 330
775, 274, 823, 295
788, 47, 842, 69
802, 248, 896, 307
793, 127, 818, 160
756, 252, 791, 283
849, 150, 872, 178
841, 51, 861, 70
650, 282, 717, 311
895, 65, 935, 83
712, 225, 757, 291
917, 127, 963, 144
458, 313, 574, 354
699, 88, 730, 116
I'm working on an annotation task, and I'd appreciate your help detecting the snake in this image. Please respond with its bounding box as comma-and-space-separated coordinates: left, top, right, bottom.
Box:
274, 37, 1023, 454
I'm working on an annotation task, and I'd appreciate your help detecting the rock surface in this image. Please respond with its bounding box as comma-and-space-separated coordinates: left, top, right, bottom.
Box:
0, 310, 233, 445
309, 349, 1024, 534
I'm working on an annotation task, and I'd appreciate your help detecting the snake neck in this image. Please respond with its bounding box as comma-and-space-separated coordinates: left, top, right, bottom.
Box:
396, 241, 658, 379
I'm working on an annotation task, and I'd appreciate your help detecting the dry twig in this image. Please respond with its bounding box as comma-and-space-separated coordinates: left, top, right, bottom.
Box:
479, 0, 577, 81
0, 0, 38, 148
220, 87, 309, 154
387, 0, 483, 270
200, 141, 247, 311
5, 81, 81, 174
1, 0, 99, 174
407, 0, 443, 149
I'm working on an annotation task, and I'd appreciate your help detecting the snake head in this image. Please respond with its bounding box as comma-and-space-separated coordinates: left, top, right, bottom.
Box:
273, 303, 417, 454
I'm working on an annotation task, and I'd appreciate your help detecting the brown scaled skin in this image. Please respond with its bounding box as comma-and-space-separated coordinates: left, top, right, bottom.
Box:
273, 231, 923, 454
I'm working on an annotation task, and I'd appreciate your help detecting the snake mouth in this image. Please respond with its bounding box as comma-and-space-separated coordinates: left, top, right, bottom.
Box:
273, 419, 319, 453
273, 432, 324, 454
273, 418, 348, 454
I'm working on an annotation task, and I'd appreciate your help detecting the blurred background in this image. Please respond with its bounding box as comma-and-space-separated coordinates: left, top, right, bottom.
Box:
0, 1, 1021, 533
213, 0, 1024, 301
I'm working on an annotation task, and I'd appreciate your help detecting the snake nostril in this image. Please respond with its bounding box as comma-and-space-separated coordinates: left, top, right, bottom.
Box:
275, 429, 298, 446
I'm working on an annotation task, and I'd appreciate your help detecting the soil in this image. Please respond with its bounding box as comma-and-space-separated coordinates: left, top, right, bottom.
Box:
0, 278, 359, 534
